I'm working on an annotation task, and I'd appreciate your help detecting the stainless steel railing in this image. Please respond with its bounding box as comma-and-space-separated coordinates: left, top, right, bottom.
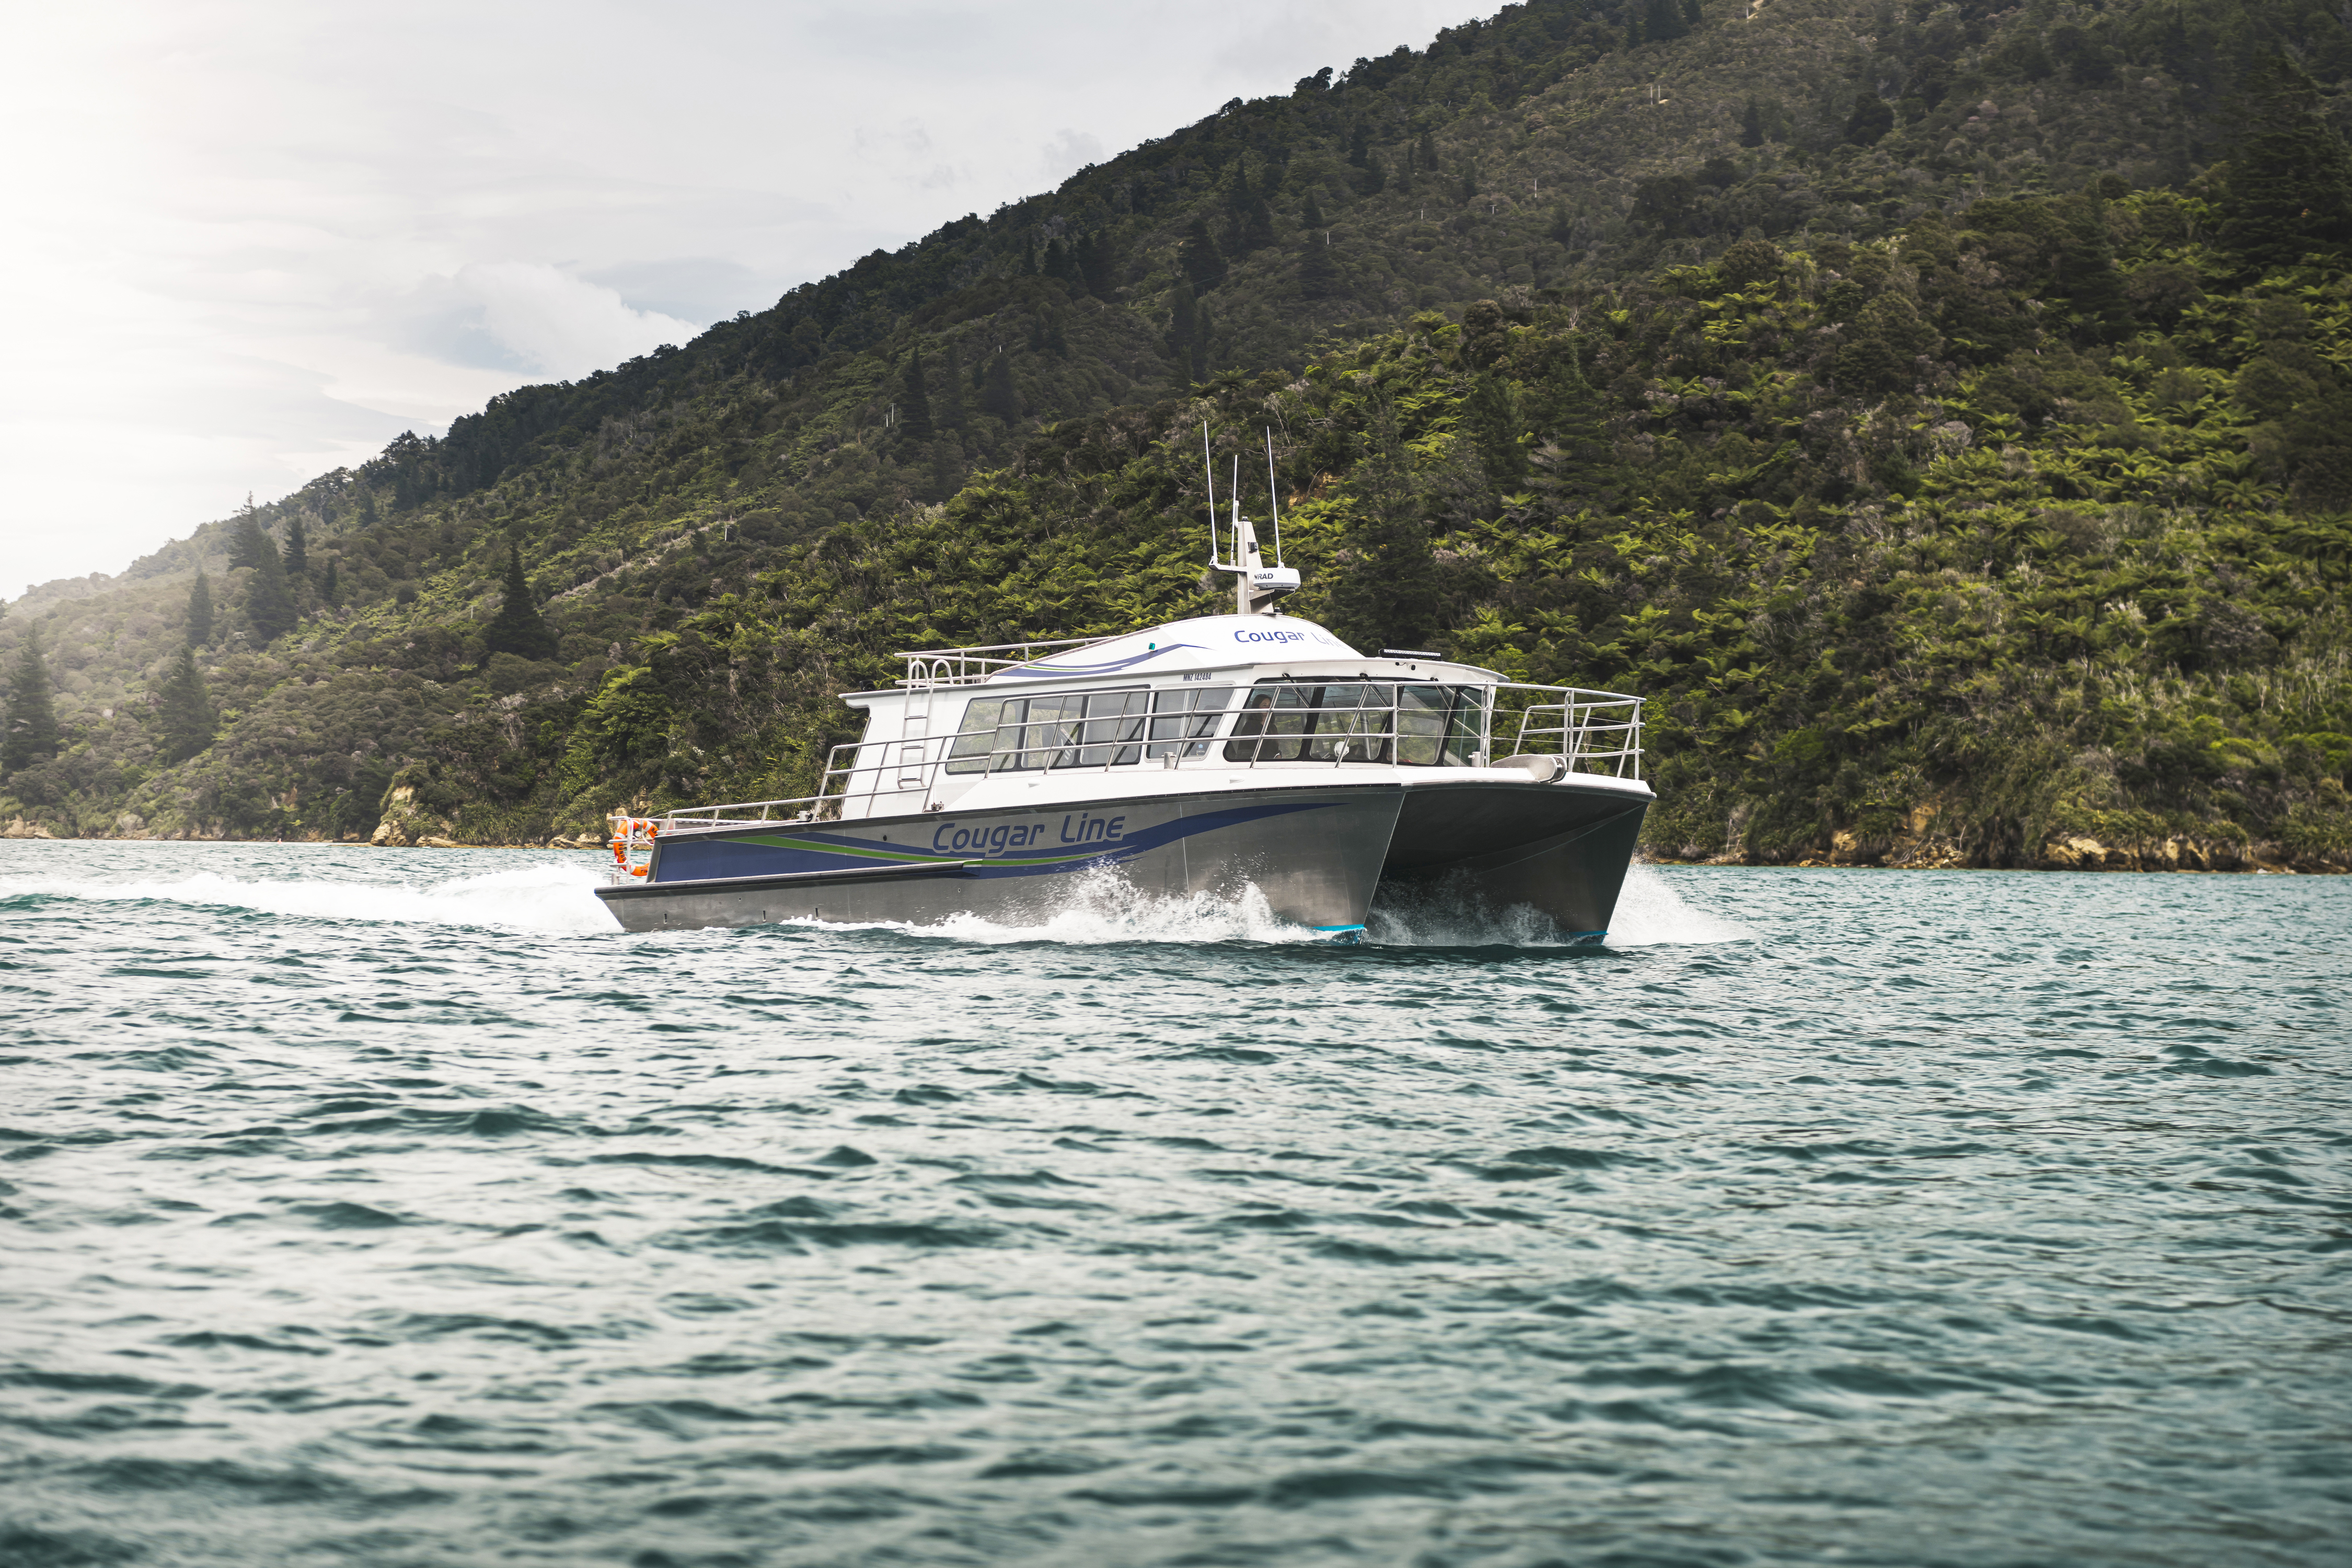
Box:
654, 679, 1641, 828
893, 636, 1125, 689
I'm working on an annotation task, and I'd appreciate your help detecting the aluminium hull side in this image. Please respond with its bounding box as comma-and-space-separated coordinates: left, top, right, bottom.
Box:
1380, 780, 1652, 939
1383, 780, 1646, 940
593, 783, 1405, 933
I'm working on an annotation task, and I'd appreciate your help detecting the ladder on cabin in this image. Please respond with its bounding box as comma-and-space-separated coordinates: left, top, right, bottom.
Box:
896, 686, 934, 793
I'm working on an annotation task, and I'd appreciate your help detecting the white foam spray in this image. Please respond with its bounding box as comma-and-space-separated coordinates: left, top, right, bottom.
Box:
1603, 864, 1751, 946
2, 862, 621, 936
805, 865, 1327, 947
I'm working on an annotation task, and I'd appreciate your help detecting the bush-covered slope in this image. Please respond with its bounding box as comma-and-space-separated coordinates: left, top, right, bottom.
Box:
3, 0, 2348, 871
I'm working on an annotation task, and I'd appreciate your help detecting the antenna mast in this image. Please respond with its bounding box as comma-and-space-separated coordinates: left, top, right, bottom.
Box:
1264, 429, 1284, 569
1200, 423, 1300, 615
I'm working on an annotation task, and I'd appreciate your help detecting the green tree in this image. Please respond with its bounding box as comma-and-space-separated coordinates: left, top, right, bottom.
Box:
1299, 232, 1340, 299
186, 569, 215, 646
285, 515, 308, 577
2219, 55, 2352, 270
322, 559, 339, 605
1074, 230, 1120, 298
1318, 398, 1442, 653
940, 340, 966, 428
483, 542, 559, 661
1, 626, 61, 774
1846, 93, 1895, 146
1232, 191, 1276, 255
1740, 95, 1766, 147
979, 351, 1022, 422
1180, 218, 1227, 291
230, 509, 297, 640
1645, 0, 1688, 43
898, 347, 936, 440
1168, 284, 1204, 382
226, 499, 270, 569
1466, 371, 1530, 485
153, 645, 215, 764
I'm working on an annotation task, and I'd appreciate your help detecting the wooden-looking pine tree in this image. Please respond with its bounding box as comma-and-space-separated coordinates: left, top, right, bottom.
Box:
483, 543, 559, 661
153, 645, 215, 764
1, 627, 61, 774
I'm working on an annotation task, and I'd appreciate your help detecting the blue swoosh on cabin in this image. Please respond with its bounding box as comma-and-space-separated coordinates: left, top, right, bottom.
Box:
997, 643, 1206, 678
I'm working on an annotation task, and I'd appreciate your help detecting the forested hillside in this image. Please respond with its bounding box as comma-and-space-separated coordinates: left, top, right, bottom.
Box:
5, 0, 2350, 872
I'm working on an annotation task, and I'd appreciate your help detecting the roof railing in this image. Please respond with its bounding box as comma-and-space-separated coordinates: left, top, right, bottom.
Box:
893, 635, 1124, 689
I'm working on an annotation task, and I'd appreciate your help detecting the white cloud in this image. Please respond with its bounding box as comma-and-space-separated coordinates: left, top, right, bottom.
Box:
1039, 128, 1106, 185
0, 0, 1480, 595
454, 263, 698, 380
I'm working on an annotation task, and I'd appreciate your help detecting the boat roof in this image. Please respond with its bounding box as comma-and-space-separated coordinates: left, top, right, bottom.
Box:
990, 614, 1360, 681
845, 614, 1502, 702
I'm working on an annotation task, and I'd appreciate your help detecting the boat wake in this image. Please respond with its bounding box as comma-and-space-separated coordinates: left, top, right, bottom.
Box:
0, 862, 621, 936
5, 859, 1744, 950
791, 863, 1747, 950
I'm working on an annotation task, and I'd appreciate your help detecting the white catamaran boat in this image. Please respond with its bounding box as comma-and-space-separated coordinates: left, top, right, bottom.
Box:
596, 433, 1653, 941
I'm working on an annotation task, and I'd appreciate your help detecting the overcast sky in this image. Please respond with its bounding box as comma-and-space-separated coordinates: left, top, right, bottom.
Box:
1, 1, 1481, 598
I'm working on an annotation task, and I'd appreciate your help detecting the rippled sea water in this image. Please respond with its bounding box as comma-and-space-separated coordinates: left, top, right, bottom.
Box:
3, 840, 2348, 1568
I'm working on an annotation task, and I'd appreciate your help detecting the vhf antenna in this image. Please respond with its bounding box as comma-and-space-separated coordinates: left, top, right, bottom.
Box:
1201, 421, 1300, 614
1264, 428, 1284, 568
1201, 422, 1222, 567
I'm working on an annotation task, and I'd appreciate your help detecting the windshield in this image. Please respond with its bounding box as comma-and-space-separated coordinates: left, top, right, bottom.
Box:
1224, 681, 1484, 765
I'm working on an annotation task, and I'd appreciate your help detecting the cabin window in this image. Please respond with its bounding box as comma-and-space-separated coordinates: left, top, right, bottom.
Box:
1397, 684, 1485, 766
946, 698, 1011, 774
1228, 681, 1483, 765
1147, 685, 1231, 758
946, 689, 1151, 773
1076, 689, 1150, 766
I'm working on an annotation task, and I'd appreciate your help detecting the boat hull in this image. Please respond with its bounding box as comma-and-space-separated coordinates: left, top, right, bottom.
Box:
1377, 782, 1650, 939
594, 783, 1405, 933
595, 777, 1650, 941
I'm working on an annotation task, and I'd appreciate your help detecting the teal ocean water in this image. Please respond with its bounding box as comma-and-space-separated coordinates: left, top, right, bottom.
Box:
3, 840, 2347, 1567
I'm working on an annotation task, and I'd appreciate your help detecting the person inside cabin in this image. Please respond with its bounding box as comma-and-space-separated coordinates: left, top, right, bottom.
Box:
1226, 691, 1275, 762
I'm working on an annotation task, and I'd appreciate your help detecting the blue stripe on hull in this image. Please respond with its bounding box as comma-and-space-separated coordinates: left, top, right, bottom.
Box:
650, 800, 1334, 886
